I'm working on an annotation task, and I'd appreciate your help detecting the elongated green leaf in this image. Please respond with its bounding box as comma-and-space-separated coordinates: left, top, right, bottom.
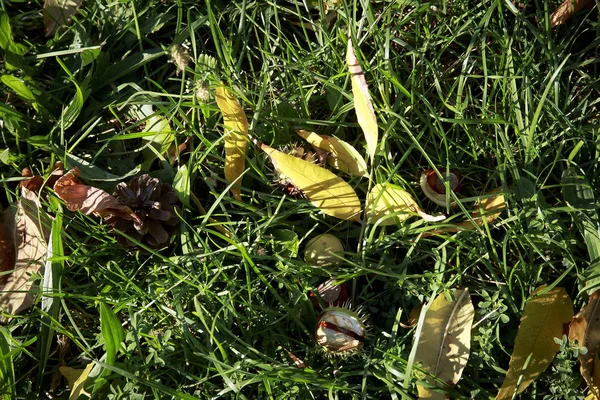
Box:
496, 286, 574, 400
257, 141, 361, 221
0, 327, 15, 399
415, 289, 474, 399
347, 38, 378, 162
100, 303, 124, 365
1, 75, 36, 102
173, 164, 191, 208
141, 114, 175, 170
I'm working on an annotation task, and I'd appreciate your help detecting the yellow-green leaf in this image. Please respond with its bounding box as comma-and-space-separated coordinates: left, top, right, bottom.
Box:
415, 289, 475, 399
424, 189, 505, 236
215, 85, 248, 201
142, 115, 175, 170
496, 286, 574, 400
568, 290, 600, 398
257, 142, 360, 221
365, 183, 445, 226
43, 0, 83, 37
59, 362, 93, 400
296, 129, 368, 177
347, 38, 378, 162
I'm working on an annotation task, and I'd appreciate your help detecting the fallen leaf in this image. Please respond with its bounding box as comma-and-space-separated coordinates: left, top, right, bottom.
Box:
215, 85, 249, 201
496, 286, 574, 400
549, 0, 594, 27
53, 168, 141, 224
347, 38, 378, 162
569, 290, 600, 398
414, 289, 475, 399
141, 115, 175, 170
365, 183, 445, 225
400, 304, 423, 329
255, 140, 361, 221
423, 189, 505, 236
59, 362, 93, 400
43, 0, 83, 37
0, 187, 50, 318
296, 129, 368, 177
0, 208, 16, 281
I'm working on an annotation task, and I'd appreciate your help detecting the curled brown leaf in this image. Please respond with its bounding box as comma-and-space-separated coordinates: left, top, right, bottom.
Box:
53, 168, 141, 224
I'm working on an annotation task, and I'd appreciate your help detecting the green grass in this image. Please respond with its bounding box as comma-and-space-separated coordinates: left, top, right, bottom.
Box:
1, 0, 599, 398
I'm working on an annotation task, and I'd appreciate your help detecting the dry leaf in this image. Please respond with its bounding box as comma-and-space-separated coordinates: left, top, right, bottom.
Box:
0, 187, 50, 318
0, 208, 16, 280
401, 304, 423, 329
496, 286, 574, 400
569, 290, 600, 398
549, 0, 594, 27
215, 85, 249, 201
59, 363, 93, 400
53, 168, 141, 224
255, 140, 361, 221
365, 183, 445, 225
296, 129, 368, 177
424, 189, 505, 236
414, 289, 475, 399
347, 38, 378, 162
43, 0, 83, 37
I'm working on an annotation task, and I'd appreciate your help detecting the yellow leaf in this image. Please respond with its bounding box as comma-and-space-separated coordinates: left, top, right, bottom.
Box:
415, 289, 475, 399
423, 189, 505, 236
365, 183, 445, 226
43, 0, 83, 37
347, 39, 378, 162
257, 142, 361, 221
215, 85, 249, 201
568, 290, 600, 398
59, 362, 93, 400
496, 286, 574, 400
296, 130, 368, 177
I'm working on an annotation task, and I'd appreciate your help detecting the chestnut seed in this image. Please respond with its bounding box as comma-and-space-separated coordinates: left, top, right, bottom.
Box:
315, 307, 366, 354
310, 280, 351, 309
304, 234, 344, 267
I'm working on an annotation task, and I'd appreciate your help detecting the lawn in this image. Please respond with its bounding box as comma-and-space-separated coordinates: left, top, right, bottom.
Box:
0, 0, 599, 398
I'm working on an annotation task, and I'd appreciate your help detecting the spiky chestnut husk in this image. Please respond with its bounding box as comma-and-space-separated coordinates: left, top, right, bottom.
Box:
304, 234, 344, 267
315, 306, 367, 355
420, 169, 462, 207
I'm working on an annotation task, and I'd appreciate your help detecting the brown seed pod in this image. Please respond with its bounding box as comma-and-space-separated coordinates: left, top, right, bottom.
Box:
315, 306, 367, 354
420, 169, 462, 207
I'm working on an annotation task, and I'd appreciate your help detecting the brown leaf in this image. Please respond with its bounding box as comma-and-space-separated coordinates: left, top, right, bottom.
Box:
53, 168, 141, 224
549, 0, 594, 27
43, 0, 83, 37
0, 187, 51, 318
569, 290, 600, 398
0, 208, 16, 281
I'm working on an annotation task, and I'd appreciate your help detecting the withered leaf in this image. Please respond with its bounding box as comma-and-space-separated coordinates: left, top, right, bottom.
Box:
0, 187, 51, 318
569, 290, 600, 398
43, 0, 83, 37
53, 168, 141, 224
549, 0, 594, 27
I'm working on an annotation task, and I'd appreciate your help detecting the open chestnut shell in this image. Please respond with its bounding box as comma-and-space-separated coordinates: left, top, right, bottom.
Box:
420, 169, 462, 207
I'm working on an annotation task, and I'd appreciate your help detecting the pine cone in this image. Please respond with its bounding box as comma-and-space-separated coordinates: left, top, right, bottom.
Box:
105, 175, 180, 248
